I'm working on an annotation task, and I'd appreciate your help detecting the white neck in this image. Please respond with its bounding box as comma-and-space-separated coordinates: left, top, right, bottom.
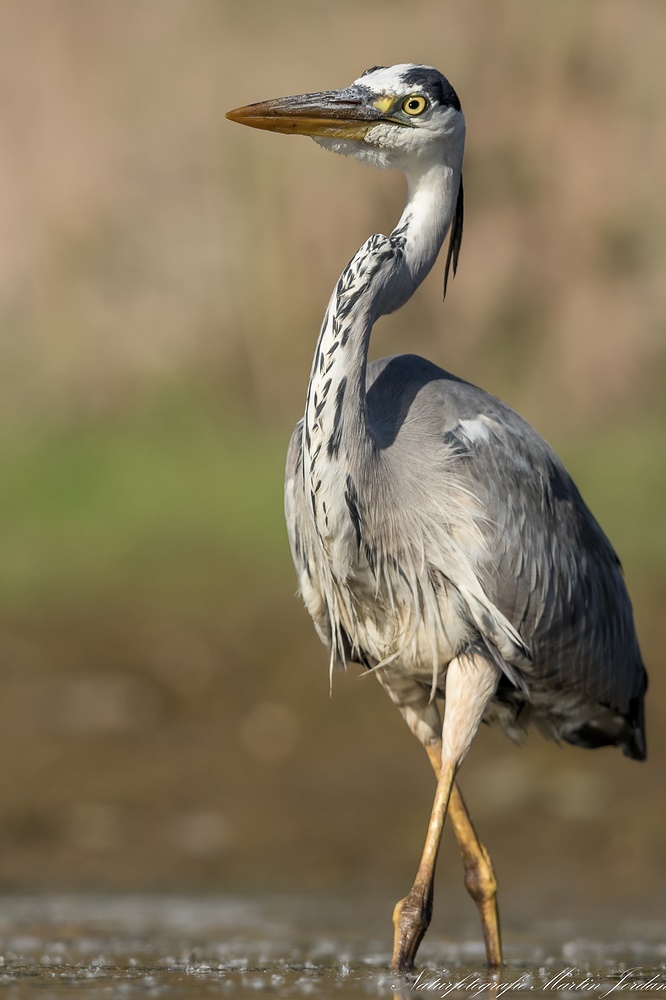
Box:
385, 151, 464, 316
301, 147, 463, 558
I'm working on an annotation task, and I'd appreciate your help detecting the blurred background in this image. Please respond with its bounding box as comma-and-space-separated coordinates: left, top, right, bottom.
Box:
0, 0, 663, 938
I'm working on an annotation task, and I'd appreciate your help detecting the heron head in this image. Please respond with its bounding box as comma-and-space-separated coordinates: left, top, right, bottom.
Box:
226, 64, 465, 173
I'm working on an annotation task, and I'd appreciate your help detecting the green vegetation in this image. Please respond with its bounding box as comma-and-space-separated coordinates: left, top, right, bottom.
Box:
0, 391, 290, 613
0, 388, 663, 616
563, 414, 666, 576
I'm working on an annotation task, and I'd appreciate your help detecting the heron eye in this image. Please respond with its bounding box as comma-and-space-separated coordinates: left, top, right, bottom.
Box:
402, 94, 428, 116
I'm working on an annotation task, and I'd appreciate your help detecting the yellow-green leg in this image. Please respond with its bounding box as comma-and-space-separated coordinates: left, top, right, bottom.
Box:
389, 654, 500, 973
391, 758, 456, 972
426, 745, 502, 971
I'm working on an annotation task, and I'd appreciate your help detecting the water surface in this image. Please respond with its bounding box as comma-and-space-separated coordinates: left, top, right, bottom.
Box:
0, 894, 664, 998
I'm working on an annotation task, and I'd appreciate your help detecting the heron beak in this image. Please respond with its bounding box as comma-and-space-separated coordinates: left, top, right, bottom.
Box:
225, 87, 387, 140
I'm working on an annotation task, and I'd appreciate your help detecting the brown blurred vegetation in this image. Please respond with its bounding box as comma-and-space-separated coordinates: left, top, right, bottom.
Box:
0, 0, 664, 933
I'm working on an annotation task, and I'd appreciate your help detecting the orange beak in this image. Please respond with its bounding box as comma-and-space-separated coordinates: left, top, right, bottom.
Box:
226, 86, 389, 140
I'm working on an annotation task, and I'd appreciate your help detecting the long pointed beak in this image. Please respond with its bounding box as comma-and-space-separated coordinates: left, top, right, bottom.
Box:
225, 87, 386, 140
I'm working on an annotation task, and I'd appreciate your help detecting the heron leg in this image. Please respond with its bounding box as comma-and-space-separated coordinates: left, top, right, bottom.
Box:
451, 784, 502, 971
391, 756, 456, 973
425, 744, 502, 971
390, 654, 499, 974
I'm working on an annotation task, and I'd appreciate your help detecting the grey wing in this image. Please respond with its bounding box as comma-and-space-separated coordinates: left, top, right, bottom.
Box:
366, 355, 647, 758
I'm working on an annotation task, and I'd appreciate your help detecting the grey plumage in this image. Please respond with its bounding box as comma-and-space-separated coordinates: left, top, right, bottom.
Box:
287, 353, 646, 759
227, 61, 647, 971
272, 65, 646, 763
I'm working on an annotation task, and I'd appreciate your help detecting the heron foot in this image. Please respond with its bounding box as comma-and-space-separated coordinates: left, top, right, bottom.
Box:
390, 885, 433, 973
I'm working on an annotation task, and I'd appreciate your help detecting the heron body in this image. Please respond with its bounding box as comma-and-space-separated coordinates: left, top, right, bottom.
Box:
227, 64, 647, 973
287, 351, 645, 755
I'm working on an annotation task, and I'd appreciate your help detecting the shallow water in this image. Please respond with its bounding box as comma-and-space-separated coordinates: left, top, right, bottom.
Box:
0, 894, 663, 998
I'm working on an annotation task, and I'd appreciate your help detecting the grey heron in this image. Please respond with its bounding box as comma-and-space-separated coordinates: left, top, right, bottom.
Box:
226, 63, 647, 974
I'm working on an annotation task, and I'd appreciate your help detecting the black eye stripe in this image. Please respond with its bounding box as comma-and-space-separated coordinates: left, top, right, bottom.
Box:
400, 67, 462, 111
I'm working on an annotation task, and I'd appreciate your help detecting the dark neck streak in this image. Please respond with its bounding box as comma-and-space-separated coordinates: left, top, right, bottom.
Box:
302, 235, 397, 529
302, 161, 461, 544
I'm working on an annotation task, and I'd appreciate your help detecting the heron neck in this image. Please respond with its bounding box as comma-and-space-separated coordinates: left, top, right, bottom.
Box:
390, 156, 463, 311
301, 155, 462, 543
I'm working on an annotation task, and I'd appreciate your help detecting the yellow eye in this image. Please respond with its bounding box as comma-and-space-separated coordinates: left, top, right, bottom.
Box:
402, 94, 428, 116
